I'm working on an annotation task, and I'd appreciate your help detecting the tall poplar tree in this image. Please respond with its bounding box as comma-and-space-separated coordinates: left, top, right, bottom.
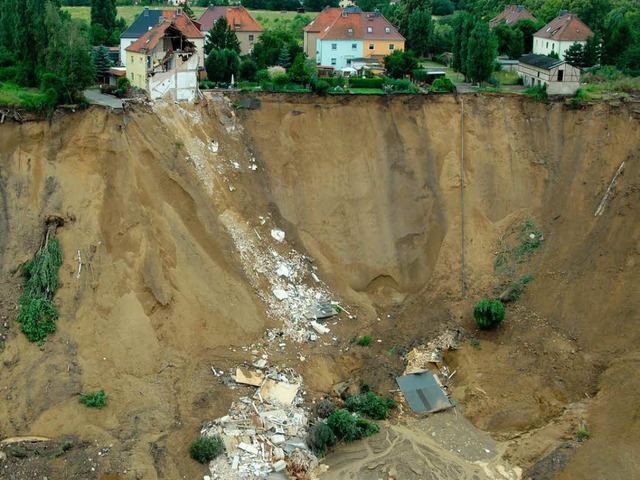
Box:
408, 9, 433, 58
90, 0, 117, 45
466, 22, 496, 85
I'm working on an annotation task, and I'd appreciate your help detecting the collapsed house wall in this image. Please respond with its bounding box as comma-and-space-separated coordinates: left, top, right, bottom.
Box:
148, 54, 200, 101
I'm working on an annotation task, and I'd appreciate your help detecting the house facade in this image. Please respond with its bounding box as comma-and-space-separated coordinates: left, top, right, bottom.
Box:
197, 6, 263, 55
489, 5, 537, 29
314, 9, 404, 70
125, 21, 199, 101
303, 7, 356, 60
533, 12, 593, 59
120, 7, 204, 67
518, 53, 581, 94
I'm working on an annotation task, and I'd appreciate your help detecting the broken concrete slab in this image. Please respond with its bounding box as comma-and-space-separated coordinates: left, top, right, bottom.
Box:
304, 301, 338, 320
258, 379, 300, 406
235, 367, 266, 387
310, 320, 330, 334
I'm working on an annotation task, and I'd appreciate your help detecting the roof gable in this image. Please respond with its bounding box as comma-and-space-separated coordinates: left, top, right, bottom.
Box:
197, 5, 263, 33
161, 10, 204, 38
489, 5, 537, 28
304, 7, 357, 33
317, 11, 404, 41
121, 8, 163, 38
125, 22, 195, 54
535, 13, 594, 41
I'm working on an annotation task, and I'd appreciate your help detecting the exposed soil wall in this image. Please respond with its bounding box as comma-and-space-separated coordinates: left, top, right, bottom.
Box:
0, 93, 638, 478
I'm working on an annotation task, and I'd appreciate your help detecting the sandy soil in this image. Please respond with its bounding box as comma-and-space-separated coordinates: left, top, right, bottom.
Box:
0, 93, 638, 479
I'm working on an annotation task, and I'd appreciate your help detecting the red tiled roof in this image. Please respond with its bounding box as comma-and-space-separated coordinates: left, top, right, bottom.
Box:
197, 5, 262, 33
161, 10, 204, 38
303, 7, 342, 33
535, 13, 593, 41
489, 5, 537, 28
361, 12, 404, 41
318, 12, 363, 40
126, 22, 172, 53
318, 11, 404, 41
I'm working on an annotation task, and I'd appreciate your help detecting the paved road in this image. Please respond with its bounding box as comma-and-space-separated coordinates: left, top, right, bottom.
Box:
83, 89, 124, 109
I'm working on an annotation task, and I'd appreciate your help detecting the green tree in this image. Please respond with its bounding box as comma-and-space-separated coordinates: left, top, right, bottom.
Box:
452, 12, 473, 79
473, 298, 505, 329
205, 48, 240, 83
466, 22, 496, 85
304, 0, 339, 10
384, 50, 419, 78
90, 0, 117, 44
277, 47, 292, 68
512, 19, 543, 55
432, 0, 454, 15
250, 29, 301, 69
92, 45, 111, 83
493, 23, 523, 59
205, 17, 241, 54
431, 19, 453, 54
408, 9, 433, 57
564, 42, 585, 67
357, 0, 390, 12
179, 1, 195, 19
239, 57, 258, 81
583, 34, 602, 67
602, 12, 635, 65
617, 42, 640, 76
288, 52, 311, 84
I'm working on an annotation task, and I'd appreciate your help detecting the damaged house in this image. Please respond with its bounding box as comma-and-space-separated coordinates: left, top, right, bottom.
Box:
125, 21, 200, 101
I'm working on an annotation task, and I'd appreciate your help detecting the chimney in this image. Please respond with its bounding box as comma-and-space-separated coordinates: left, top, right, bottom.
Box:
374, 8, 381, 17
144, 6, 149, 16
558, 9, 568, 16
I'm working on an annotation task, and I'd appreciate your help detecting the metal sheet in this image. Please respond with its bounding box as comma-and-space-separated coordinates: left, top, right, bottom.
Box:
396, 371, 452, 414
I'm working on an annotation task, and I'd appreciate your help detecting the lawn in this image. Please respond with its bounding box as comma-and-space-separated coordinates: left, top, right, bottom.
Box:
419, 60, 464, 82
62, 6, 315, 30
348, 88, 385, 95
493, 70, 520, 85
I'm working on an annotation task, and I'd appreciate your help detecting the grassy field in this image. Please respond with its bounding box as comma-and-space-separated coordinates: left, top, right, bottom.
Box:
493, 70, 520, 85
419, 60, 464, 82
62, 6, 314, 29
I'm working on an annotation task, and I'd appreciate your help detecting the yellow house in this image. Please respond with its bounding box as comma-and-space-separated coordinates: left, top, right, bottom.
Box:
362, 11, 405, 60
125, 21, 197, 90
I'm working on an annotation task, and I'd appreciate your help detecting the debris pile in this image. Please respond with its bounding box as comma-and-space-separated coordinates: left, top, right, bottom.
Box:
220, 210, 345, 343
201, 364, 317, 479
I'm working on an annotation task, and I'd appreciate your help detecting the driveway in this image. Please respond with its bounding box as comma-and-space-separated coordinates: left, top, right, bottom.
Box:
83, 89, 124, 109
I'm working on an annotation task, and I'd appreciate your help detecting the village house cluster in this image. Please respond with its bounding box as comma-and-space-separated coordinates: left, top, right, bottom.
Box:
107, 4, 594, 100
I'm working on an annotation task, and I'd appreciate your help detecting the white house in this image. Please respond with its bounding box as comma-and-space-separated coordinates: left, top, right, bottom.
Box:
518, 54, 581, 95
533, 11, 593, 60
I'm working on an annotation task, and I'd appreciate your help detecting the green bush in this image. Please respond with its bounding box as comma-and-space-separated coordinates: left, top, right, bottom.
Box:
255, 69, 270, 84
17, 237, 63, 343
306, 422, 336, 455
199, 80, 216, 89
326, 409, 378, 442
349, 77, 383, 89
356, 335, 372, 346
272, 73, 291, 86
189, 435, 225, 464
344, 392, 395, 420
79, 390, 107, 409
311, 79, 330, 95
473, 298, 505, 329
431, 77, 455, 92
523, 84, 547, 101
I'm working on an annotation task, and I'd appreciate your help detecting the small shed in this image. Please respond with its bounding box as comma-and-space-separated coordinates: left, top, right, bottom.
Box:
518, 53, 581, 95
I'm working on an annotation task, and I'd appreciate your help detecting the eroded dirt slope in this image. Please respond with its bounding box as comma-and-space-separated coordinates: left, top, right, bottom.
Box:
0, 93, 638, 479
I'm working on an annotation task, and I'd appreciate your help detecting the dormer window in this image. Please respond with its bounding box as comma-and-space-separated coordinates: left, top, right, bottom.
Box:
348, 27, 353, 33
367, 27, 372, 33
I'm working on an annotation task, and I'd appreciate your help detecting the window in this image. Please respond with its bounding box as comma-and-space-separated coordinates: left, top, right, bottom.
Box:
558, 69, 564, 81
369, 43, 374, 50
385, 27, 390, 33
332, 43, 337, 50
131, 56, 134, 64
352, 43, 357, 49
389, 44, 395, 50
331, 58, 336, 65
546, 41, 549, 48
347, 28, 353, 33
130, 72, 134, 80
140, 56, 142, 63
249, 34, 254, 41
367, 27, 372, 33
